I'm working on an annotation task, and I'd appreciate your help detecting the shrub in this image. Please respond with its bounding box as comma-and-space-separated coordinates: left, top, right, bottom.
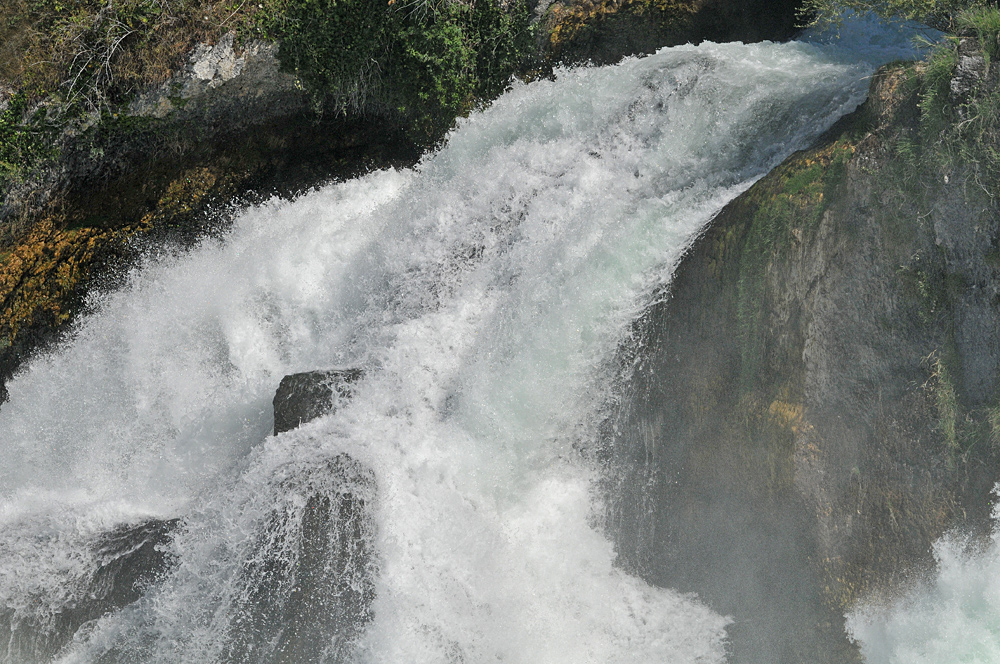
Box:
268, 0, 533, 141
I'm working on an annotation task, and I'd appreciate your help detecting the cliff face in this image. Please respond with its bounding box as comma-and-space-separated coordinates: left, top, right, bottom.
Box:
607, 53, 1000, 663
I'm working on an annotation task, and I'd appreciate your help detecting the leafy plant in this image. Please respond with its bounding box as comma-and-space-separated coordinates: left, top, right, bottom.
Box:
267, 0, 533, 141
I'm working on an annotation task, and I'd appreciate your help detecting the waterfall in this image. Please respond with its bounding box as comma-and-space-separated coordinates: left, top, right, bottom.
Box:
0, 19, 923, 664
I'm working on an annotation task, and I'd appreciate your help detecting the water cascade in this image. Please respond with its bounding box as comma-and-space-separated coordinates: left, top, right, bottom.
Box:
0, 21, 926, 664
847, 506, 1000, 664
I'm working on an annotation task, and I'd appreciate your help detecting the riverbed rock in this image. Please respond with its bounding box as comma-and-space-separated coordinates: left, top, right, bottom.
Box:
223, 454, 376, 664
272, 369, 365, 435
607, 60, 1000, 663
0, 518, 179, 663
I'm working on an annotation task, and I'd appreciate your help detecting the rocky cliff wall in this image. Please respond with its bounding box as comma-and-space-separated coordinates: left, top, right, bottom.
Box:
606, 48, 1000, 664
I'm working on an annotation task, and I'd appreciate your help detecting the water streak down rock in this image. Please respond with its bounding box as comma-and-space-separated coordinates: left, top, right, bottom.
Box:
222, 454, 377, 664
220, 370, 376, 663
0, 518, 178, 663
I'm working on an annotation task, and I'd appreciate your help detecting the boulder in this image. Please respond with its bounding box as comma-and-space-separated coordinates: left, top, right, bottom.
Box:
272, 369, 364, 435
606, 63, 1000, 663
222, 454, 376, 664
0, 518, 179, 663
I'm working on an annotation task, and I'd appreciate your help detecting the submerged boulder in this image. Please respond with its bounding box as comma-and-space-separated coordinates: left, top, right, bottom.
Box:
223, 454, 377, 664
272, 369, 365, 435
0, 518, 179, 663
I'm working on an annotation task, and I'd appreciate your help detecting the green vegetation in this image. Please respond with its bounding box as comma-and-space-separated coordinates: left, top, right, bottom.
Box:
922, 350, 1000, 468
908, 6, 1000, 197
824, 3, 1000, 199
0, 0, 224, 111
734, 140, 855, 392
801, 0, 990, 30
957, 3, 1000, 58
268, 0, 533, 139
0, 0, 533, 176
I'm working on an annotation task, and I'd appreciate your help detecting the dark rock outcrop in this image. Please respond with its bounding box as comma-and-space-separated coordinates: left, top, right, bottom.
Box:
223, 454, 377, 664
606, 62, 1000, 663
218, 370, 376, 662
541, 0, 805, 65
272, 369, 365, 435
0, 518, 178, 663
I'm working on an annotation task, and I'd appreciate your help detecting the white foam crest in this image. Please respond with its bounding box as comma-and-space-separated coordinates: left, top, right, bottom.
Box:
1, 20, 924, 664
847, 507, 1000, 664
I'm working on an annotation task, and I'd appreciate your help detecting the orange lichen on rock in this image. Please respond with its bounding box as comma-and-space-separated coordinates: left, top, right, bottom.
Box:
0, 165, 231, 356
0, 218, 140, 348
545, 0, 700, 57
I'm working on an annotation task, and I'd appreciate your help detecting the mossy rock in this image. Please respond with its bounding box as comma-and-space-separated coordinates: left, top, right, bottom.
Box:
543, 0, 806, 65
605, 55, 1000, 663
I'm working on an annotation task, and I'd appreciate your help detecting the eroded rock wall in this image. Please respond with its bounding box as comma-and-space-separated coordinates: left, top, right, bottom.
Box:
606, 63, 1000, 663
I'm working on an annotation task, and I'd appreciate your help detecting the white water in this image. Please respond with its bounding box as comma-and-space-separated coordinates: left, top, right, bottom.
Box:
0, 20, 924, 664
847, 502, 1000, 664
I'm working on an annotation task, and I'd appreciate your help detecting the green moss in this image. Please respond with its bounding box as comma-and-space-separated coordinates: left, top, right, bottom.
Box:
929, 354, 961, 462
735, 140, 854, 392
924, 350, 999, 468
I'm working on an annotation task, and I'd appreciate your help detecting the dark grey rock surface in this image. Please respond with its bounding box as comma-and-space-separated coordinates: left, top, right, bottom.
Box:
0, 518, 179, 663
223, 454, 376, 664
272, 369, 364, 435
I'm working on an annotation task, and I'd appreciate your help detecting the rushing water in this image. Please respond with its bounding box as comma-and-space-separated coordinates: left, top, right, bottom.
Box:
847, 503, 1000, 664
0, 19, 926, 664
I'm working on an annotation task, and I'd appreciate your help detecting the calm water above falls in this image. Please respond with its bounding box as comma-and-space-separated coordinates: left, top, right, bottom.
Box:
0, 19, 927, 664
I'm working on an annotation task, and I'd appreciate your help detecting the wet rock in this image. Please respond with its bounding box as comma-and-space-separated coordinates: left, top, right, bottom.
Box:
542, 0, 803, 65
85, 518, 180, 613
223, 454, 377, 664
607, 63, 1000, 664
272, 369, 364, 435
0, 518, 178, 663
951, 37, 988, 112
